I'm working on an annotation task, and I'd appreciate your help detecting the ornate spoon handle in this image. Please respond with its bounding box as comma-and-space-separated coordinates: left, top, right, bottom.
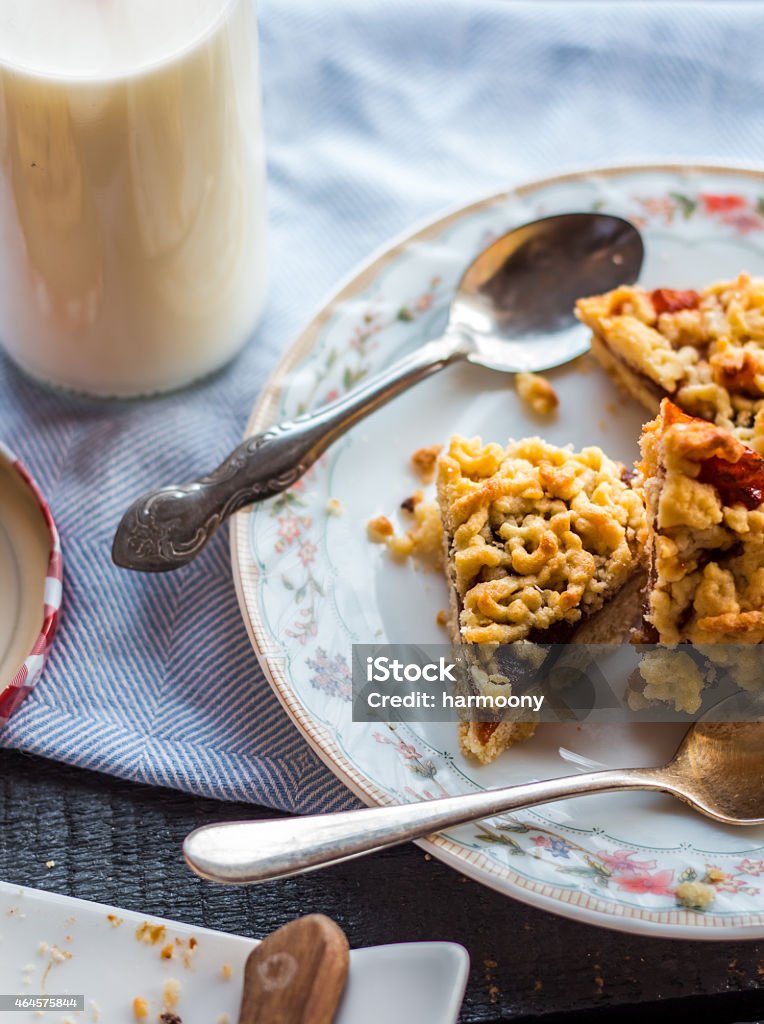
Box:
112, 334, 467, 571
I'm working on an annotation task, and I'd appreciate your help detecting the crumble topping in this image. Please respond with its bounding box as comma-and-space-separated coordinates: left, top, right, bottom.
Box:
629, 648, 710, 714
437, 435, 645, 643
515, 372, 559, 415
637, 399, 764, 645
577, 273, 764, 452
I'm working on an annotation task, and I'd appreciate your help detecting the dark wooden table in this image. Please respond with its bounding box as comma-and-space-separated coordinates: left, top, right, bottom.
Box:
1, 748, 763, 1023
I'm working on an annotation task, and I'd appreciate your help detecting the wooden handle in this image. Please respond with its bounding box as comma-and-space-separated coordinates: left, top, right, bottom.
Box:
238, 914, 350, 1024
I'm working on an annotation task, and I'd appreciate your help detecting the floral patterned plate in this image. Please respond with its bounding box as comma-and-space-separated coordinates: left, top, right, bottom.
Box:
233, 164, 764, 938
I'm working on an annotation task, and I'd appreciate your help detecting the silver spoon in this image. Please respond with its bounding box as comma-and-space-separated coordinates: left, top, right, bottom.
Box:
183, 717, 764, 885
112, 212, 643, 572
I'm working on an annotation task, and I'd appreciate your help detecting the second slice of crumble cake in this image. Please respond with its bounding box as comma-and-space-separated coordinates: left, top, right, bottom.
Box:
437, 435, 646, 762
637, 398, 764, 646
632, 399, 764, 712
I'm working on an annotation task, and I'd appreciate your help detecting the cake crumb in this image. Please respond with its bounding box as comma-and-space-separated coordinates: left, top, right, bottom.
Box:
706, 867, 726, 883
436, 609, 448, 628
182, 937, 199, 968
367, 515, 394, 542
221, 963, 233, 980
400, 490, 423, 514
386, 533, 414, 558
411, 444, 442, 483
159, 1015, 182, 1024
45, 860, 55, 869
106, 914, 123, 928
163, 977, 181, 1008
326, 497, 344, 517
135, 922, 166, 945
160, 943, 174, 960
515, 372, 558, 415
217, 1016, 230, 1024
39, 943, 72, 991
483, 958, 500, 1004
676, 880, 716, 910
89, 999, 101, 1022
132, 997, 149, 1020
386, 500, 443, 568
37, 942, 48, 955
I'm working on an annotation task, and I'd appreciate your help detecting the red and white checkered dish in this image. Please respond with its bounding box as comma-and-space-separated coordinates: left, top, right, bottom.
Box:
0, 442, 62, 724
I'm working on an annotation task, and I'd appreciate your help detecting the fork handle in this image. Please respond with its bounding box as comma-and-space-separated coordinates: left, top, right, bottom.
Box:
112, 333, 468, 572
183, 767, 668, 884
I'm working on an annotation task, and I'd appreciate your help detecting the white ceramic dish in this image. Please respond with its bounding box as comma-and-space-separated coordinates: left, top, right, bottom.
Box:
0, 881, 468, 1024
233, 163, 764, 939
0, 443, 61, 723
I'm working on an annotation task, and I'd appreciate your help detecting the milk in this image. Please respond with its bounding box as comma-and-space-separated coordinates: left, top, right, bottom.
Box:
0, 0, 267, 396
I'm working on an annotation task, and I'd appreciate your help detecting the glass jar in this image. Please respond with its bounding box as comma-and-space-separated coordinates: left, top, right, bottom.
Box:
0, 0, 267, 396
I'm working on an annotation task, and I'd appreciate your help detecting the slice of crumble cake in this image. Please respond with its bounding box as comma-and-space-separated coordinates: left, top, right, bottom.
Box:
632, 399, 764, 713
577, 273, 764, 453
637, 398, 764, 645
437, 435, 646, 762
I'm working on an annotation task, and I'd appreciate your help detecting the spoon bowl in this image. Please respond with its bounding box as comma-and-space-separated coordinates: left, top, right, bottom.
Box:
665, 720, 764, 825
456, 212, 644, 372
113, 212, 643, 572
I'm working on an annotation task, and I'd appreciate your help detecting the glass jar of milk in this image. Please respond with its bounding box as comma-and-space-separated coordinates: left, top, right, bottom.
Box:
0, 0, 267, 396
